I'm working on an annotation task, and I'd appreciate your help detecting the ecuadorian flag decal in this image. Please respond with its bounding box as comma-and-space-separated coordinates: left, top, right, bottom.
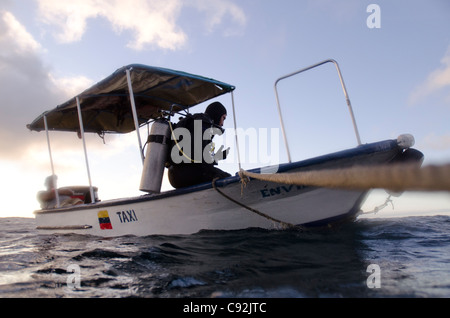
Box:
98, 210, 113, 230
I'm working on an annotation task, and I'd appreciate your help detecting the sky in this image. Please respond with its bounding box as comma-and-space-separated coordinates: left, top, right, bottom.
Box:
1, 0, 449, 218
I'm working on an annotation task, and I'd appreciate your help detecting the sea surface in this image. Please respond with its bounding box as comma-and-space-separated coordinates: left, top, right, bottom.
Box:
1, 215, 449, 299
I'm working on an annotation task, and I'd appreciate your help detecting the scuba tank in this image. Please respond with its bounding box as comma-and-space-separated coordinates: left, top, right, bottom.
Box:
139, 119, 171, 193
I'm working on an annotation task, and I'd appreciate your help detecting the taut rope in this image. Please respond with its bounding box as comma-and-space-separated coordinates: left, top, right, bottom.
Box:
238, 163, 450, 192
211, 163, 450, 229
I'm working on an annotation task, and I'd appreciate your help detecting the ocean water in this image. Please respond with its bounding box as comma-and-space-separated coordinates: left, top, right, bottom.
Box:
1, 215, 449, 299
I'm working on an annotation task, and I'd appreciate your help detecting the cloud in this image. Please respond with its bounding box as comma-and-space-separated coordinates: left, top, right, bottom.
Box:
0, 9, 131, 214
36, 0, 186, 50
0, 10, 86, 161
409, 46, 450, 105
49, 74, 94, 99
190, 0, 246, 36
36, 0, 246, 50
0, 10, 42, 53
0, 10, 51, 155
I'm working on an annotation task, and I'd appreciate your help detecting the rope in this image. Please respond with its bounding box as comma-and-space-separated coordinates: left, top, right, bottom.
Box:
168, 120, 202, 163
211, 178, 299, 230
360, 195, 394, 215
239, 163, 450, 192
211, 163, 450, 228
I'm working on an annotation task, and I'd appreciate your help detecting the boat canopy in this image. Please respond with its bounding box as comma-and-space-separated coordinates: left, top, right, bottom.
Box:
27, 64, 235, 134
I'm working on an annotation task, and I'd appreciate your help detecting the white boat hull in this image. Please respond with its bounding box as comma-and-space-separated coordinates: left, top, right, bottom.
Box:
35, 182, 367, 236
34, 139, 421, 237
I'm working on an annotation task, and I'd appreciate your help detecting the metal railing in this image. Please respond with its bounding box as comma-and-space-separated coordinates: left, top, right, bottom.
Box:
274, 59, 362, 163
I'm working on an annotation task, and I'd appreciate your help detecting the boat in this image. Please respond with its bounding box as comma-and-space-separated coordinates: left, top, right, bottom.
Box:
27, 59, 424, 236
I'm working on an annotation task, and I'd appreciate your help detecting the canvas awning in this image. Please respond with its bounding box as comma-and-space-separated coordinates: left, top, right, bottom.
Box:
27, 64, 235, 134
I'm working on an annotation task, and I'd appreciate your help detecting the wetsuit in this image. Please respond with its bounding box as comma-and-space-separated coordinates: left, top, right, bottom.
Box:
167, 113, 231, 188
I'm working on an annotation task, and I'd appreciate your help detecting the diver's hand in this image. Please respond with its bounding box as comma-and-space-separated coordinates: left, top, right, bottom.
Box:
214, 146, 230, 162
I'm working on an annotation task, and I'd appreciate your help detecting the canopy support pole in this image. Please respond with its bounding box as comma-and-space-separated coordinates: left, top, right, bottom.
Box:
76, 97, 95, 203
43, 114, 60, 207
126, 68, 145, 165
231, 91, 242, 171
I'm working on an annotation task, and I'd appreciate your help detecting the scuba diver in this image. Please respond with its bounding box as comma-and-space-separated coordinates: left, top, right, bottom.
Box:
167, 102, 231, 188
